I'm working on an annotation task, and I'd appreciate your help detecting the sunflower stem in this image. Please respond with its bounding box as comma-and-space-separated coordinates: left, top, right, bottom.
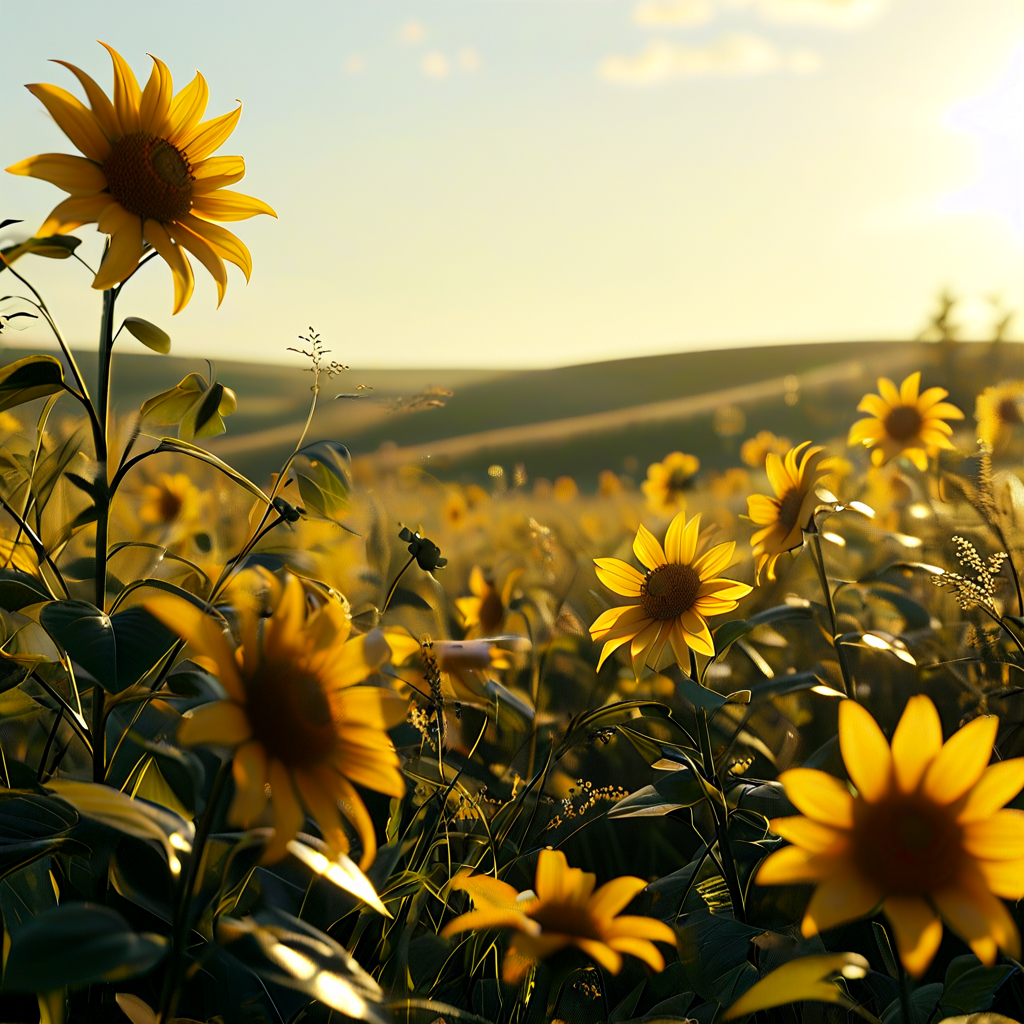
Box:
897, 960, 915, 1024
808, 528, 856, 702
160, 759, 232, 1023
381, 554, 417, 616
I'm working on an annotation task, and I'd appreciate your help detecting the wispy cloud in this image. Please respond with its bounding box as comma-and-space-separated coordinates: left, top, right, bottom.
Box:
601, 34, 820, 84
634, 0, 715, 26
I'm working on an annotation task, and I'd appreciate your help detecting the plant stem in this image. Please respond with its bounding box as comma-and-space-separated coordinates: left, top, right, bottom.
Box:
808, 528, 856, 701
381, 554, 416, 616
159, 760, 232, 1022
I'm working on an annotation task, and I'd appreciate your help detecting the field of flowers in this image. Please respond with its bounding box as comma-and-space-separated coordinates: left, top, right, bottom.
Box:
0, 42, 1023, 1024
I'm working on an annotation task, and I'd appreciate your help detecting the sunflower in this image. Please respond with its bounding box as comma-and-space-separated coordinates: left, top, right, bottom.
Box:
641, 452, 699, 515
740, 430, 791, 469
146, 572, 407, 865
976, 381, 1024, 452
847, 372, 963, 471
757, 696, 1024, 977
590, 511, 751, 677
138, 472, 202, 531
6, 43, 276, 313
442, 849, 676, 983
747, 441, 828, 583
455, 566, 522, 636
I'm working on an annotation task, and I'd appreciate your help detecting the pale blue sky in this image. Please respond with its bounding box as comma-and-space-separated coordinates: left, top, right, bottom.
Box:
1, 0, 1021, 367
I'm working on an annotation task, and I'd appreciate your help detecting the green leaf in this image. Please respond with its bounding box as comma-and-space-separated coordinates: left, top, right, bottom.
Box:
140, 372, 236, 441
3, 903, 167, 991
290, 441, 351, 520
122, 317, 170, 354
0, 791, 81, 881
722, 952, 869, 1019
556, 700, 674, 758
153, 438, 270, 505
675, 674, 750, 712
0, 569, 51, 611
678, 914, 762, 1006
608, 766, 724, 818
0, 356, 65, 412
0, 235, 81, 264
938, 958, 1016, 1018
712, 604, 814, 655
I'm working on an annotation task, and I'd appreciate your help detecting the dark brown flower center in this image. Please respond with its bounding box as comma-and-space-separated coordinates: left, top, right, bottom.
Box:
478, 586, 504, 635
776, 487, 805, 531
852, 793, 963, 895
103, 132, 194, 222
157, 488, 183, 523
998, 398, 1021, 425
530, 901, 601, 940
245, 659, 338, 769
668, 468, 695, 493
640, 563, 702, 621
883, 405, 923, 443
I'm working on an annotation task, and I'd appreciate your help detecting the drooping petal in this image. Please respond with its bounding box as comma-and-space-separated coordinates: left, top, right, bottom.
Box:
263, 761, 305, 864
958, 758, 1024, 823
144, 220, 195, 314
838, 700, 892, 803
92, 205, 144, 290
890, 694, 943, 793
99, 42, 142, 135
38, 194, 115, 237
935, 868, 1021, 962
178, 214, 252, 280
883, 895, 943, 978
6, 153, 107, 195
777, 769, 854, 828
573, 938, 623, 975
923, 714, 998, 805
604, 936, 666, 972
293, 767, 348, 856
335, 775, 379, 869
228, 740, 269, 827
51, 60, 121, 139
168, 217, 228, 306
26, 83, 111, 162
178, 701, 251, 748
680, 609, 714, 656
191, 189, 277, 222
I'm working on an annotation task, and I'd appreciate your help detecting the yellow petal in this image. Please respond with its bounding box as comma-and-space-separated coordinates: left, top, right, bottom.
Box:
178, 701, 251, 748
882, 895, 943, 978
962, 810, 1024, 861
5, 152, 106, 195
590, 603, 647, 639
857, 393, 890, 419
594, 558, 645, 597
144, 220, 195, 314
899, 371, 921, 404
765, 453, 792, 499
877, 377, 901, 406
228, 740, 268, 827
693, 541, 736, 580
680, 609, 714, 656
588, 876, 647, 920
958, 758, 1024, 823
99, 42, 142, 135
801, 869, 881, 936
974, 855, 1024, 899
52, 59, 120, 139
535, 849, 570, 902
168, 218, 228, 306
755, 845, 830, 885
26, 83, 111, 163
139, 55, 174, 136
604, 915, 676, 945
178, 214, 252, 280
191, 155, 246, 195
335, 775, 379, 869
923, 714, 998, 805
38, 194, 115, 237
633, 523, 667, 570
603, 936, 665, 972
935, 868, 1021, 962
768, 816, 846, 854
441, 907, 536, 938
777, 768, 854, 828
574, 938, 623, 975
839, 700, 892, 803
191, 190, 277, 222
92, 206, 144, 290
293, 768, 348, 857
449, 871, 522, 912
263, 761, 305, 864
178, 104, 242, 163
890, 694, 942, 793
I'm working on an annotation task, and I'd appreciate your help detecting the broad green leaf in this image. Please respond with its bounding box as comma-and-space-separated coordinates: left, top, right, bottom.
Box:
0, 356, 65, 413
290, 441, 351, 520
675, 674, 750, 712
39, 600, 114, 688
0, 570, 51, 611
0, 791, 81, 881
712, 604, 814, 655
938, 956, 1016, 1018
609, 767, 724, 818
0, 235, 81, 264
140, 372, 236, 441
3, 903, 167, 990
122, 317, 170, 354
723, 953, 869, 1019
556, 700, 674, 757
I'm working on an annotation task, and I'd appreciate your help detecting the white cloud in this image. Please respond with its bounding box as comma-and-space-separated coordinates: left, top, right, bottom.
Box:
401, 21, 426, 44
601, 34, 820, 83
421, 52, 451, 79
458, 47, 481, 73
343, 54, 366, 76
634, 0, 715, 26
725, 0, 887, 28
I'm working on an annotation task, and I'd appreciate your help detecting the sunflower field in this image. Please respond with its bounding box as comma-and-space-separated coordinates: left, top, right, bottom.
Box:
1, 42, 1024, 1024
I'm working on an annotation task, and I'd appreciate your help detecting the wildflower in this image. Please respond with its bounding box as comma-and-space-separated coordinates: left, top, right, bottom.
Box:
641, 452, 699, 514
138, 472, 201, 530
590, 511, 751, 677
931, 536, 1007, 612
553, 476, 579, 503
442, 849, 676, 983
747, 442, 828, 583
455, 566, 522, 636
442, 489, 470, 530
757, 696, 1024, 976
740, 430, 791, 469
146, 572, 407, 865
976, 381, 1024, 452
847, 372, 963, 470
6, 44, 276, 312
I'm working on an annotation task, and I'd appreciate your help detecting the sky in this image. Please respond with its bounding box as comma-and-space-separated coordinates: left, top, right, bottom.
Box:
0, 0, 1021, 369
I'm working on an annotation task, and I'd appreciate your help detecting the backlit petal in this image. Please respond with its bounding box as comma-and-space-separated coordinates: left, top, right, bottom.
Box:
594, 558, 645, 597
633, 523, 667, 570
168, 217, 228, 306
263, 761, 305, 863
883, 895, 942, 978
178, 214, 252, 280
923, 714, 998, 805
144, 220, 195, 314
99, 42, 142, 134
588, 876, 647, 920
6, 153, 106, 195
801, 870, 881, 936
52, 60, 120, 139
958, 758, 1024, 823
899, 372, 921, 404
138, 55, 174, 135
693, 541, 736, 579
228, 740, 268, 827
38, 194, 115, 237
92, 206, 144, 290
166, 72, 210, 142
191, 189, 277, 222
191, 154, 246, 194
755, 845, 831, 885
179, 104, 242, 163
839, 700, 892, 803
604, 936, 665, 972
877, 377, 901, 406
178, 701, 251, 748
26, 83, 111, 162
777, 768, 854, 828
962, 810, 1024, 861
891, 694, 942, 793
768, 816, 846, 854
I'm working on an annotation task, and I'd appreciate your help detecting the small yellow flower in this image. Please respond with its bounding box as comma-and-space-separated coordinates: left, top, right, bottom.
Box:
847, 372, 963, 470
553, 476, 579, 503
641, 452, 699, 514
757, 696, 1024, 977
740, 430, 791, 469
138, 472, 201, 530
976, 381, 1024, 452
442, 849, 676, 983
455, 566, 522, 636
442, 489, 470, 530
597, 469, 624, 497
6, 43, 276, 312
747, 442, 828, 583
590, 511, 751, 677
147, 571, 407, 865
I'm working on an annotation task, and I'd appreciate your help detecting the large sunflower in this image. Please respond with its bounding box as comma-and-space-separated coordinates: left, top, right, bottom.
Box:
442, 849, 676, 983
146, 572, 407, 866
847, 372, 963, 471
590, 511, 751, 677
757, 696, 1024, 977
976, 381, 1024, 452
747, 441, 828, 583
6, 43, 276, 313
